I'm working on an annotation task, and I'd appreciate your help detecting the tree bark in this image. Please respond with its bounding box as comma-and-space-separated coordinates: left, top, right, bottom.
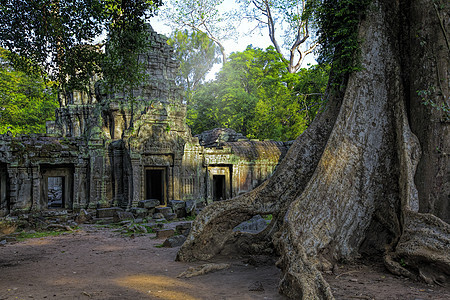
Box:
177, 0, 450, 298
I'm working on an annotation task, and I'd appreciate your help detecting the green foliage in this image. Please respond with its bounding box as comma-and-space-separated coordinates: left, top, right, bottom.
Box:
0, 0, 162, 96
187, 46, 329, 141
15, 230, 66, 242
168, 29, 221, 103
101, 1, 162, 96
418, 87, 450, 122
262, 214, 273, 221
308, 0, 371, 82
0, 49, 58, 136
184, 215, 197, 221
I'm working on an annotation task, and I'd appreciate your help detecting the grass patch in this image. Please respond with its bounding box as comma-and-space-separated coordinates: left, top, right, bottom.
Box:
15, 230, 66, 241
184, 215, 197, 221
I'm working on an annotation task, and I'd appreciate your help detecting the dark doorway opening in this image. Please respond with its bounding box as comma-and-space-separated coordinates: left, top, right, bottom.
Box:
48, 176, 65, 208
145, 169, 165, 205
213, 175, 226, 201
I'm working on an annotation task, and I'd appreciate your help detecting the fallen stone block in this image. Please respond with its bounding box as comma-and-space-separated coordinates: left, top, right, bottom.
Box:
130, 207, 149, 218
233, 215, 268, 233
153, 213, 165, 219
113, 211, 135, 223
155, 228, 175, 239
166, 213, 177, 221
185, 200, 197, 215
155, 207, 173, 218
96, 207, 123, 218
138, 199, 160, 209
175, 222, 192, 235
162, 235, 186, 247
169, 200, 187, 218
75, 209, 92, 224
168, 200, 186, 210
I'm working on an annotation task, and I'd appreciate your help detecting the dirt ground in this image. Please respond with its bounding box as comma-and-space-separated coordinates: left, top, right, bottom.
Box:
0, 224, 449, 300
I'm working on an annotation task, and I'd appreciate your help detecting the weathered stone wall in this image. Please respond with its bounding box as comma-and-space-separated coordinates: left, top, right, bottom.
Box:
0, 134, 105, 215
0, 25, 290, 216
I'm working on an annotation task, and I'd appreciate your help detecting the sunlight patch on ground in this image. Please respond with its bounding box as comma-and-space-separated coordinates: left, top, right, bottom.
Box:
20, 238, 53, 246
115, 274, 199, 300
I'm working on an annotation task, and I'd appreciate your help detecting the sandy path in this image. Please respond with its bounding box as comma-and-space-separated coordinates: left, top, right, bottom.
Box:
0, 225, 284, 300
1, 224, 448, 300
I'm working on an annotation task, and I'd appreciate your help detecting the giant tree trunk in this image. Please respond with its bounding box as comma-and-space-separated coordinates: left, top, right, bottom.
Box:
177, 0, 450, 298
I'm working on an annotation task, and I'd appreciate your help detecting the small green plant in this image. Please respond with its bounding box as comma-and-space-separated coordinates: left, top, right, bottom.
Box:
184, 215, 197, 221
155, 243, 164, 248
15, 230, 66, 241
262, 214, 273, 221
418, 87, 450, 122
399, 258, 407, 267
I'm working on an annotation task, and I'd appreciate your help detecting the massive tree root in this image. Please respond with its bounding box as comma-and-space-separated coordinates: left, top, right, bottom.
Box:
177, 0, 450, 298
177, 90, 343, 261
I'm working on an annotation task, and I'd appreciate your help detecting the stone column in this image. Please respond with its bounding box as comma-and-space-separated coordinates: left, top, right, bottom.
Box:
31, 166, 40, 211
130, 156, 141, 207
7, 166, 18, 212
172, 160, 182, 200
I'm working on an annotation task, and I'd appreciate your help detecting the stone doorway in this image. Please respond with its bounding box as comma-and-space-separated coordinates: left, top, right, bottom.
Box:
213, 175, 226, 201
145, 168, 166, 206
47, 176, 65, 208
207, 166, 232, 202
40, 165, 74, 210
0, 163, 9, 215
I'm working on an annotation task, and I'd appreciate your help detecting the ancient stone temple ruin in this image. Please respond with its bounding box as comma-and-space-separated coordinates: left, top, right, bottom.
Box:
0, 26, 290, 216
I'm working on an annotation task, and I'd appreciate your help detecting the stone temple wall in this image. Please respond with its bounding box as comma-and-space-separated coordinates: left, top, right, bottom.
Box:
0, 25, 290, 216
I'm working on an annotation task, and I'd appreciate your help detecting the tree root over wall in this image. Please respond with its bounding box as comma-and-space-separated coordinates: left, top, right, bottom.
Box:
176, 0, 450, 298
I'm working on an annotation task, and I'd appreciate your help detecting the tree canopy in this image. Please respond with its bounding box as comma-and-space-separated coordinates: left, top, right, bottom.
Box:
187, 46, 329, 140
167, 29, 221, 104
0, 0, 162, 99
0, 48, 58, 135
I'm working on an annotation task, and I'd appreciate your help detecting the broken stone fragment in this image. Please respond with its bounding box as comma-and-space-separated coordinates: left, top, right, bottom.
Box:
130, 207, 149, 219
169, 200, 186, 218
155, 207, 173, 218
184, 200, 197, 215
138, 199, 160, 209
153, 213, 165, 219
168, 200, 185, 210
162, 235, 186, 247
175, 222, 192, 236
96, 207, 123, 218
233, 215, 268, 233
113, 211, 135, 223
155, 228, 175, 239
75, 209, 92, 224
166, 213, 177, 221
